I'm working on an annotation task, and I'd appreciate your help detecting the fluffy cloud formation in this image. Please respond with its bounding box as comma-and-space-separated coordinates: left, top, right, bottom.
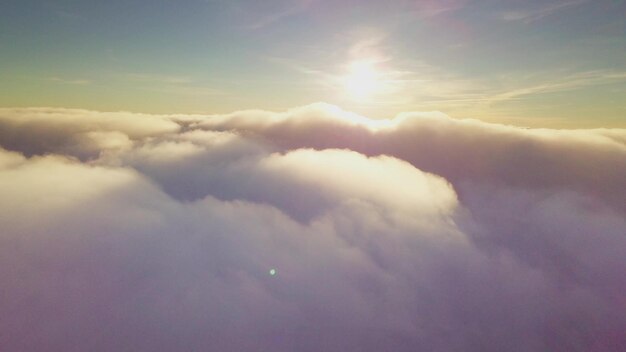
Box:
0, 104, 624, 351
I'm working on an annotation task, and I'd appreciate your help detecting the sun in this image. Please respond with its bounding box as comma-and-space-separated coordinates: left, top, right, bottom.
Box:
343, 60, 382, 100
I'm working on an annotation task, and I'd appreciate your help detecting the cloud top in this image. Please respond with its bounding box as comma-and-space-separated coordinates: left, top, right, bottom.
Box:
0, 104, 624, 351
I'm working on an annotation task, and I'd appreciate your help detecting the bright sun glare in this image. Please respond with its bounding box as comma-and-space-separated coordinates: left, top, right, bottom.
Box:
344, 60, 382, 100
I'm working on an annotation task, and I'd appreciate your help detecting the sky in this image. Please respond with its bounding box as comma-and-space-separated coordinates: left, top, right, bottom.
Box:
1, 0, 625, 127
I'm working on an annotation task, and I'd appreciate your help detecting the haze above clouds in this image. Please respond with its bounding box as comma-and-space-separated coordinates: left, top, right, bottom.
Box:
0, 104, 625, 351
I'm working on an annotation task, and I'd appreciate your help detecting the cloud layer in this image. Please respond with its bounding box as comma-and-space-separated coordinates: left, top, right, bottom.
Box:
0, 105, 625, 351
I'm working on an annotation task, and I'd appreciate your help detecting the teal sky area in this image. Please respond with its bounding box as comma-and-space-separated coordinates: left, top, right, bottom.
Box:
1, 0, 625, 127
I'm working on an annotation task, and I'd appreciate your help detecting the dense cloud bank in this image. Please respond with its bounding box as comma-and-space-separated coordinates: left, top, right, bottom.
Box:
0, 104, 625, 351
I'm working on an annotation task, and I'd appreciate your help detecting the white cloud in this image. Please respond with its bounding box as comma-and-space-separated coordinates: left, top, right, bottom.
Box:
0, 104, 624, 351
498, 0, 588, 23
